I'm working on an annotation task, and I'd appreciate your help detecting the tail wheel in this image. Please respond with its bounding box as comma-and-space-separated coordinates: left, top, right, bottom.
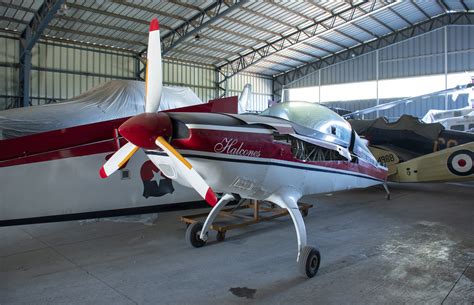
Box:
185, 222, 207, 248
299, 246, 321, 278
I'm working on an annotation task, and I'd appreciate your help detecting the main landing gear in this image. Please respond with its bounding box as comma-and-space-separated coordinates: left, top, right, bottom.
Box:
184, 193, 321, 278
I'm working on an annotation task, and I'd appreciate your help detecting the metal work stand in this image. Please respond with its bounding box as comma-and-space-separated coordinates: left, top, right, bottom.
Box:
180, 199, 313, 242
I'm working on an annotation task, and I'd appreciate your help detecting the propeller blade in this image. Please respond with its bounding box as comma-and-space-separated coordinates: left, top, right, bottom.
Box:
99, 142, 139, 178
155, 136, 218, 206
145, 18, 163, 114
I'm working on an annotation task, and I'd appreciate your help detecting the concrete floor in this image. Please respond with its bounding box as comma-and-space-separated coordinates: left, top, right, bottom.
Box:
1, 182, 473, 305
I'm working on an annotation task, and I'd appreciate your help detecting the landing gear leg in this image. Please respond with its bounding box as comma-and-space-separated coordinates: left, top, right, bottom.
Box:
267, 190, 321, 278
198, 194, 236, 242
383, 182, 390, 200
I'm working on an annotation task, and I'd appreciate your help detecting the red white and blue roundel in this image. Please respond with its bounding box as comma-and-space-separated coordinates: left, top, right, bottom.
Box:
447, 150, 473, 176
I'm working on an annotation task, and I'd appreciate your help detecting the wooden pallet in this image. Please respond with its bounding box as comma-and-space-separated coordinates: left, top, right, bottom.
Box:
180, 200, 313, 241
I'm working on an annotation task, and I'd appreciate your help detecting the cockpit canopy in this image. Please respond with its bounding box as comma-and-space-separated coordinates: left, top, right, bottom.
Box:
260, 101, 378, 166
260, 101, 353, 145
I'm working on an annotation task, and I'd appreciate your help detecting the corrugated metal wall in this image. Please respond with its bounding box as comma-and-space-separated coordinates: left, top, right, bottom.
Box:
225, 72, 273, 112
30, 41, 136, 106
163, 58, 216, 103
282, 25, 474, 119
379, 28, 445, 79
0, 38, 273, 111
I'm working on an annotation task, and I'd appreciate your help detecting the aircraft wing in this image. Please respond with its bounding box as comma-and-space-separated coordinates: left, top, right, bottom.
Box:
343, 83, 474, 119
387, 142, 473, 183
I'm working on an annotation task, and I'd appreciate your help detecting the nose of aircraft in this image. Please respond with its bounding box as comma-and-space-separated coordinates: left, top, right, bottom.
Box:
119, 112, 172, 149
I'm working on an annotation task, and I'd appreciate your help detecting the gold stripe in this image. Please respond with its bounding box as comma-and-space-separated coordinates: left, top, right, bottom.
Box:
118, 146, 139, 168
156, 136, 192, 169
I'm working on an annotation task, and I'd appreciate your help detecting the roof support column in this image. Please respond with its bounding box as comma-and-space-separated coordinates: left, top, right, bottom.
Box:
444, 26, 448, 110
18, 0, 65, 107
216, 68, 228, 98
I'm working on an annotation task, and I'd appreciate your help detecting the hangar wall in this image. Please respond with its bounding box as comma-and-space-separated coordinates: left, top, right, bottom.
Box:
278, 25, 474, 119
0, 36, 272, 111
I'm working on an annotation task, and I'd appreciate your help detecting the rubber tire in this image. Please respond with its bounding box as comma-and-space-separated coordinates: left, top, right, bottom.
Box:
216, 231, 226, 242
186, 222, 206, 248
299, 246, 321, 278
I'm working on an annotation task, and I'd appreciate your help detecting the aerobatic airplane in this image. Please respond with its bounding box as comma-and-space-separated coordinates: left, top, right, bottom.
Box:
101, 18, 388, 278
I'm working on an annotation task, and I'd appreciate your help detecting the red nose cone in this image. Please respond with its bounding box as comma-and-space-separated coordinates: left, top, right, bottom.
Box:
119, 113, 172, 149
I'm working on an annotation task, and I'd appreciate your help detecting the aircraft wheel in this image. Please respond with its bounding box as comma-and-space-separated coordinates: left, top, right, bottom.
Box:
216, 231, 226, 242
186, 222, 207, 248
299, 246, 321, 278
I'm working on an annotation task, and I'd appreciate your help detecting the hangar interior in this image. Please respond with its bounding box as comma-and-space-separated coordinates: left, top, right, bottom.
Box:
1, 1, 473, 305
1, 1, 473, 115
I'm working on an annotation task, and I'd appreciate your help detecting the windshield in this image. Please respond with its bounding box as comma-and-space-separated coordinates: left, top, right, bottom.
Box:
260, 101, 353, 145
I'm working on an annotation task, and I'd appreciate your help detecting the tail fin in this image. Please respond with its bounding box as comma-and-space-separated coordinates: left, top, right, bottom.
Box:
238, 84, 252, 114
145, 18, 163, 113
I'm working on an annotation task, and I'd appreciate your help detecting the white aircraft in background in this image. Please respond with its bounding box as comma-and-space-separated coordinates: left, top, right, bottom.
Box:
100, 18, 388, 278
422, 77, 474, 132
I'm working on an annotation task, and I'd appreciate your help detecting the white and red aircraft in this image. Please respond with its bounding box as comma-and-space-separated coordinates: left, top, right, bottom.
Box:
101, 18, 388, 278
0, 46, 237, 226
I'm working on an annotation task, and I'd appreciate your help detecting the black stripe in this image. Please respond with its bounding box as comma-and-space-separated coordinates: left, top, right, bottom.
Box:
145, 151, 383, 182
0, 201, 209, 227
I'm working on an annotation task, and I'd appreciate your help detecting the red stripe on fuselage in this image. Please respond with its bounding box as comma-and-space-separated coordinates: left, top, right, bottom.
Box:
0, 98, 239, 168
172, 128, 387, 181
0, 118, 128, 168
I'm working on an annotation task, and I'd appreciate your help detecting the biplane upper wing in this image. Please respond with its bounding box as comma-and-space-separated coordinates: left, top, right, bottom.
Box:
385, 142, 473, 183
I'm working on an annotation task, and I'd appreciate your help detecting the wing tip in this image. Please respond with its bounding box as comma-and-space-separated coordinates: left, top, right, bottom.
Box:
99, 167, 108, 179
205, 188, 218, 206
149, 18, 160, 32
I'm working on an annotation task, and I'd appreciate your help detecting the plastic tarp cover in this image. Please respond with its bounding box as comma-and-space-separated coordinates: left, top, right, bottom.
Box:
350, 114, 445, 140
0, 80, 202, 139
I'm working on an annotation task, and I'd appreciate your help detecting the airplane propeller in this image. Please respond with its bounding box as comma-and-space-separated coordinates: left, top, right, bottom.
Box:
99, 18, 218, 207
99, 142, 138, 178
155, 136, 218, 206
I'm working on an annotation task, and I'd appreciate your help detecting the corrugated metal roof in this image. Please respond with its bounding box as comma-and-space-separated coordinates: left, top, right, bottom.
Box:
0, 0, 468, 76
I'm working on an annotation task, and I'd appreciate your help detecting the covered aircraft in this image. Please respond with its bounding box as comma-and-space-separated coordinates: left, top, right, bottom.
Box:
0, 79, 203, 139
101, 18, 388, 278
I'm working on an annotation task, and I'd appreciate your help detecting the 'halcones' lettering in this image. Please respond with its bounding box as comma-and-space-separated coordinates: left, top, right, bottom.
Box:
214, 138, 261, 157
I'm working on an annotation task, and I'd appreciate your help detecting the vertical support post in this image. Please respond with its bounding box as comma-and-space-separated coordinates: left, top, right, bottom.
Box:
376, 49, 379, 118
318, 69, 321, 103
214, 68, 220, 99
18, 0, 66, 108
216, 68, 227, 98
134, 55, 142, 80
19, 44, 32, 108
444, 26, 448, 110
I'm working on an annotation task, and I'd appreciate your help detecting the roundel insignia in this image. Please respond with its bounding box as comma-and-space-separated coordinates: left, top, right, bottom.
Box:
447, 149, 473, 176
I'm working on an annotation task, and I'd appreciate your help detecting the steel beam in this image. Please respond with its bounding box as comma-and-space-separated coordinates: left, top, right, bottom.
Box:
217, 1, 393, 81
157, 0, 247, 56
272, 12, 474, 101
19, 0, 65, 107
